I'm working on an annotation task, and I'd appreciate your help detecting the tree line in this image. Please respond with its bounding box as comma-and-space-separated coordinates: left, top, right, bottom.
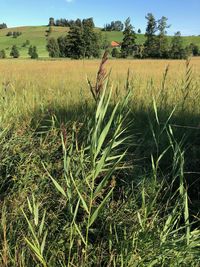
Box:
102, 21, 124, 32
48, 17, 95, 28
47, 14, 200, 60
119, 14, 199, 59
120, 15, 171, 59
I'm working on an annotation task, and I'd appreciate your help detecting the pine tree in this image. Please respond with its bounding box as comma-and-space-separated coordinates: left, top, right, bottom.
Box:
28, 46, 33, 57
82, 18, 95, 28
28, 46, 38, 59
66, 25, 85, 59
57, 36, 69, 57
32, 46, 38, 59
10, 45, 20, 58
121, 17, 137, 58
144, 13, 158, 58
56, 20, 101, 59
46, 38, 60, 58
82, 22, 101, 58
48, 17, 55, 26
170, 32, 187, 59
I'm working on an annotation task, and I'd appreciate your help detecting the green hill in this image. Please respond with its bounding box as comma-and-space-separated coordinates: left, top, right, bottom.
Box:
0, 26, 69, 57
0, 26, 200, 58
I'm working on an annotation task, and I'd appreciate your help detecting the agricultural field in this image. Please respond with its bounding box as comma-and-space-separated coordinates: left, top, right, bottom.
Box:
0, 26, 200, 58
1, 56, 200, 266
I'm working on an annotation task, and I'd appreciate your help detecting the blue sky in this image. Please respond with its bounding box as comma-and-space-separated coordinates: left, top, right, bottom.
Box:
1, 0, 199, 35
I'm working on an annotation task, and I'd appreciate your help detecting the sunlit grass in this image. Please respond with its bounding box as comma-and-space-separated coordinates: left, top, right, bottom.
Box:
0, 57, 200, 126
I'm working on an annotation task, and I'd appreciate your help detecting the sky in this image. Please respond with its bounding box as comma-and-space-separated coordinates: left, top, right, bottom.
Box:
0, 0, 200, 36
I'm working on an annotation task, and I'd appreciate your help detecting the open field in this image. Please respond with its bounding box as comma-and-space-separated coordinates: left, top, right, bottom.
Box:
0, 26, 200, 58
0, 57, 200, 125
1, 57, 200, 266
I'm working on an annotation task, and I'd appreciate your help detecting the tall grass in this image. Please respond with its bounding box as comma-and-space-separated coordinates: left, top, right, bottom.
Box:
0, 57, 200, 266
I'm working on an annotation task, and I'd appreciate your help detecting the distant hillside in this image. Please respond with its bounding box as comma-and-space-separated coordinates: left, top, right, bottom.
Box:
0, 26, 200, 58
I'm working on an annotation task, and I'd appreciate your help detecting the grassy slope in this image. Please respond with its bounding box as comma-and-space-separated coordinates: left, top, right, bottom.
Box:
0, 26, 69, 57
0, 25, 200, 58
105, 30, 200, 46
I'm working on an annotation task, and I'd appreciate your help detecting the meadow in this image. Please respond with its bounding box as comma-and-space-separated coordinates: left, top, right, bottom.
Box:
0, 56, 200, 266
0, 57, 200, 123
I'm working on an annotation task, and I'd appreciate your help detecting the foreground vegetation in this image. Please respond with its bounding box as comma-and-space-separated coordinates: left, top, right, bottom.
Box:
0, 56, 200, 266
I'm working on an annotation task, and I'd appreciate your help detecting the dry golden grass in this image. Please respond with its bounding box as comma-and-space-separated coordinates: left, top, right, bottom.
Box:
0, 57, 200, 126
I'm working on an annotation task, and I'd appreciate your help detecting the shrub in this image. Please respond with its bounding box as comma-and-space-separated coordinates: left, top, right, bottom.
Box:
10, 45, 20, 58
22, 40, 30, 47
13, 31, 22, 38
111, 48, 121, 58
6, 31, 12, 36
0, 49, 6, 58
28, 45, 38, 59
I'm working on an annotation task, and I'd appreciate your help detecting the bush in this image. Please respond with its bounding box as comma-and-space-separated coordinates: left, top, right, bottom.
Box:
6, 31, 12, 36
189, 43, 199, 56
111, 48, 121, 58
10, 45, 20, 58
13, 31, 22, 38
22, 40, 30, 47
28, 45, 39, 59
0, 49, 6, 58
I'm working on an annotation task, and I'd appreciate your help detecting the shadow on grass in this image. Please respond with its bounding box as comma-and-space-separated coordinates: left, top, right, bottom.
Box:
31, 101, 200, 189
130, 106, 200, 220
1, 102, 200, 219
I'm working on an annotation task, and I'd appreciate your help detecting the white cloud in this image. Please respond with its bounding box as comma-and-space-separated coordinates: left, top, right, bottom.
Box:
65, 0, 74, 3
